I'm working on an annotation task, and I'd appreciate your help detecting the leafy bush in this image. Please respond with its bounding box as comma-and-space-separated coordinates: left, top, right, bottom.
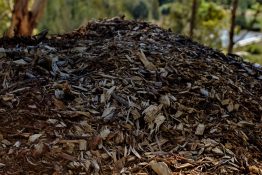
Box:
246, 44, 262, 54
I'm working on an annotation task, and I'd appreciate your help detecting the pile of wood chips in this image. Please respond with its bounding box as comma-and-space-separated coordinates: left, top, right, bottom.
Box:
0, 18, 262, 174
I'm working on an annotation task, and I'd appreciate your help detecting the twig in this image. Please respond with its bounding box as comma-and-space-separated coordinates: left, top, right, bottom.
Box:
111, 92, 129, 107
0, 79, 35, 94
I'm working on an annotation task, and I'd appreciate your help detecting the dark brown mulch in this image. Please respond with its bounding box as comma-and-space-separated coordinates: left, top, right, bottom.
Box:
0, 18, 261, 175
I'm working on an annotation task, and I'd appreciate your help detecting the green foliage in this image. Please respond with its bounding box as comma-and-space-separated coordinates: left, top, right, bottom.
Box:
159, 0, 228, 47
38, 0, 134, 34
159, 0, 175, 6
244, 54, 262, 64
236, 43, 262, 64
127, 1, 148, 19
0, 0, 260, 65
246, 44, 262, 54
159, 0, 191, 34
0, 0, 12, 35
38, 0, 159, 34
195, 0, 228, 47
198, 1, 225, 22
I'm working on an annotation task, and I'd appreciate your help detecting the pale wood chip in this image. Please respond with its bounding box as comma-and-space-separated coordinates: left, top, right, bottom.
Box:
149, 161, 172, 175
137, 49, 157, 71
195, 124, 205, 136
79, 139, 87, 151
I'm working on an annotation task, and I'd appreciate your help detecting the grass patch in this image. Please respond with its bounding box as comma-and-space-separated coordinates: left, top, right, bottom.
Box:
235, 42, 262, 65
244, 54, 262, 64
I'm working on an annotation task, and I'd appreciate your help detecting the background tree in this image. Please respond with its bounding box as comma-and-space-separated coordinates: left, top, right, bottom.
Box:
159, 0, 191, 34
0, 0, 261, 63
7, 0, 47, 37
39, 0, 135, 34
189, 0, 198, 38
234, 1, 262, 44
196, 1, 228, 47
228, 0, 239, 53
159, 0, 228, 47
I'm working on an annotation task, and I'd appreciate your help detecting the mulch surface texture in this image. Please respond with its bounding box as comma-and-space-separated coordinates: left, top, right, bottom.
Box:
0, 18, 261, 174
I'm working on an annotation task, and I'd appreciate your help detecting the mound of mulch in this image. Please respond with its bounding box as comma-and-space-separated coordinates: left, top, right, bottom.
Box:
0, 18, 261, 174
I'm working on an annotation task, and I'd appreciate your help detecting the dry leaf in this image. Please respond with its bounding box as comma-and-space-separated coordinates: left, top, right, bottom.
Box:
143, 104, 163, 123
83, 160, 91, 172
212, 147, 224, 155
28, 134, 42, 143
13, 141, 21, 148
200, 88, 209, 97
131, 147, 141, 159
113, 157, 126, 172
58, 152, 76, 161
149, 161, 172, 175
138, 49, 157, 71
13, 59, 28, 65
53, 98, 65, 109
0, 132, 3, 141
1, 94, 14, 101
249, 166, 262, 174
234, 104, 240, 111
32, 142, 46, 157
154, 114, 166, 131
0, 163, 5, 168
101, 106, 116, 120
64, 142, 75, 154
131, 108, 141, 120
195, 124, 205, 136
174, 111, 183, 118
100, 128, 111, 140
175, 163, 193, 169
227, 102, 234, 112
222, 99, 230, 106
75, 111, 91, 117
159, 95, 170, 106
79, 140, 87, 151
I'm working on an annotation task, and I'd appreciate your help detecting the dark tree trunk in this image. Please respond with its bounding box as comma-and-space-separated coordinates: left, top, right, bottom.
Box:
189, 0, 198, 38
7, 0, 47, 37
228, 0, 238, 54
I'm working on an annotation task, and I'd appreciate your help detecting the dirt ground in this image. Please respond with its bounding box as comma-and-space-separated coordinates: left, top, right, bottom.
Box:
0, 18, 261, 174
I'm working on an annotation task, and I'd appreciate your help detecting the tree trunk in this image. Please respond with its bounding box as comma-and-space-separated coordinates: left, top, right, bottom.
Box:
189, 0, 198, 38
7, 0, 47, 37
228, 0, 238, 54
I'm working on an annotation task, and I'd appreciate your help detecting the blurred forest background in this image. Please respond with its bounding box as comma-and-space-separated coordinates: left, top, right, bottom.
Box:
0, 0, 262, 64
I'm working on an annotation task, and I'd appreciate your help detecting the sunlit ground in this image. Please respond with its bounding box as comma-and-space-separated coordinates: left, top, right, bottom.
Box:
235, 42, 262, 64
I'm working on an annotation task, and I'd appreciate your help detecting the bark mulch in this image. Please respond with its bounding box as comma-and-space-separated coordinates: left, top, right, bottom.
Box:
0, 18, 261, 174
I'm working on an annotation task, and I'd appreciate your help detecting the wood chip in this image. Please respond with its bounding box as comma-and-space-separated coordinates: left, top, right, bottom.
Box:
0, 18, 261, 175
149, 161, 172, 175
138, 49, 157, 71
195, 124, 205, 136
